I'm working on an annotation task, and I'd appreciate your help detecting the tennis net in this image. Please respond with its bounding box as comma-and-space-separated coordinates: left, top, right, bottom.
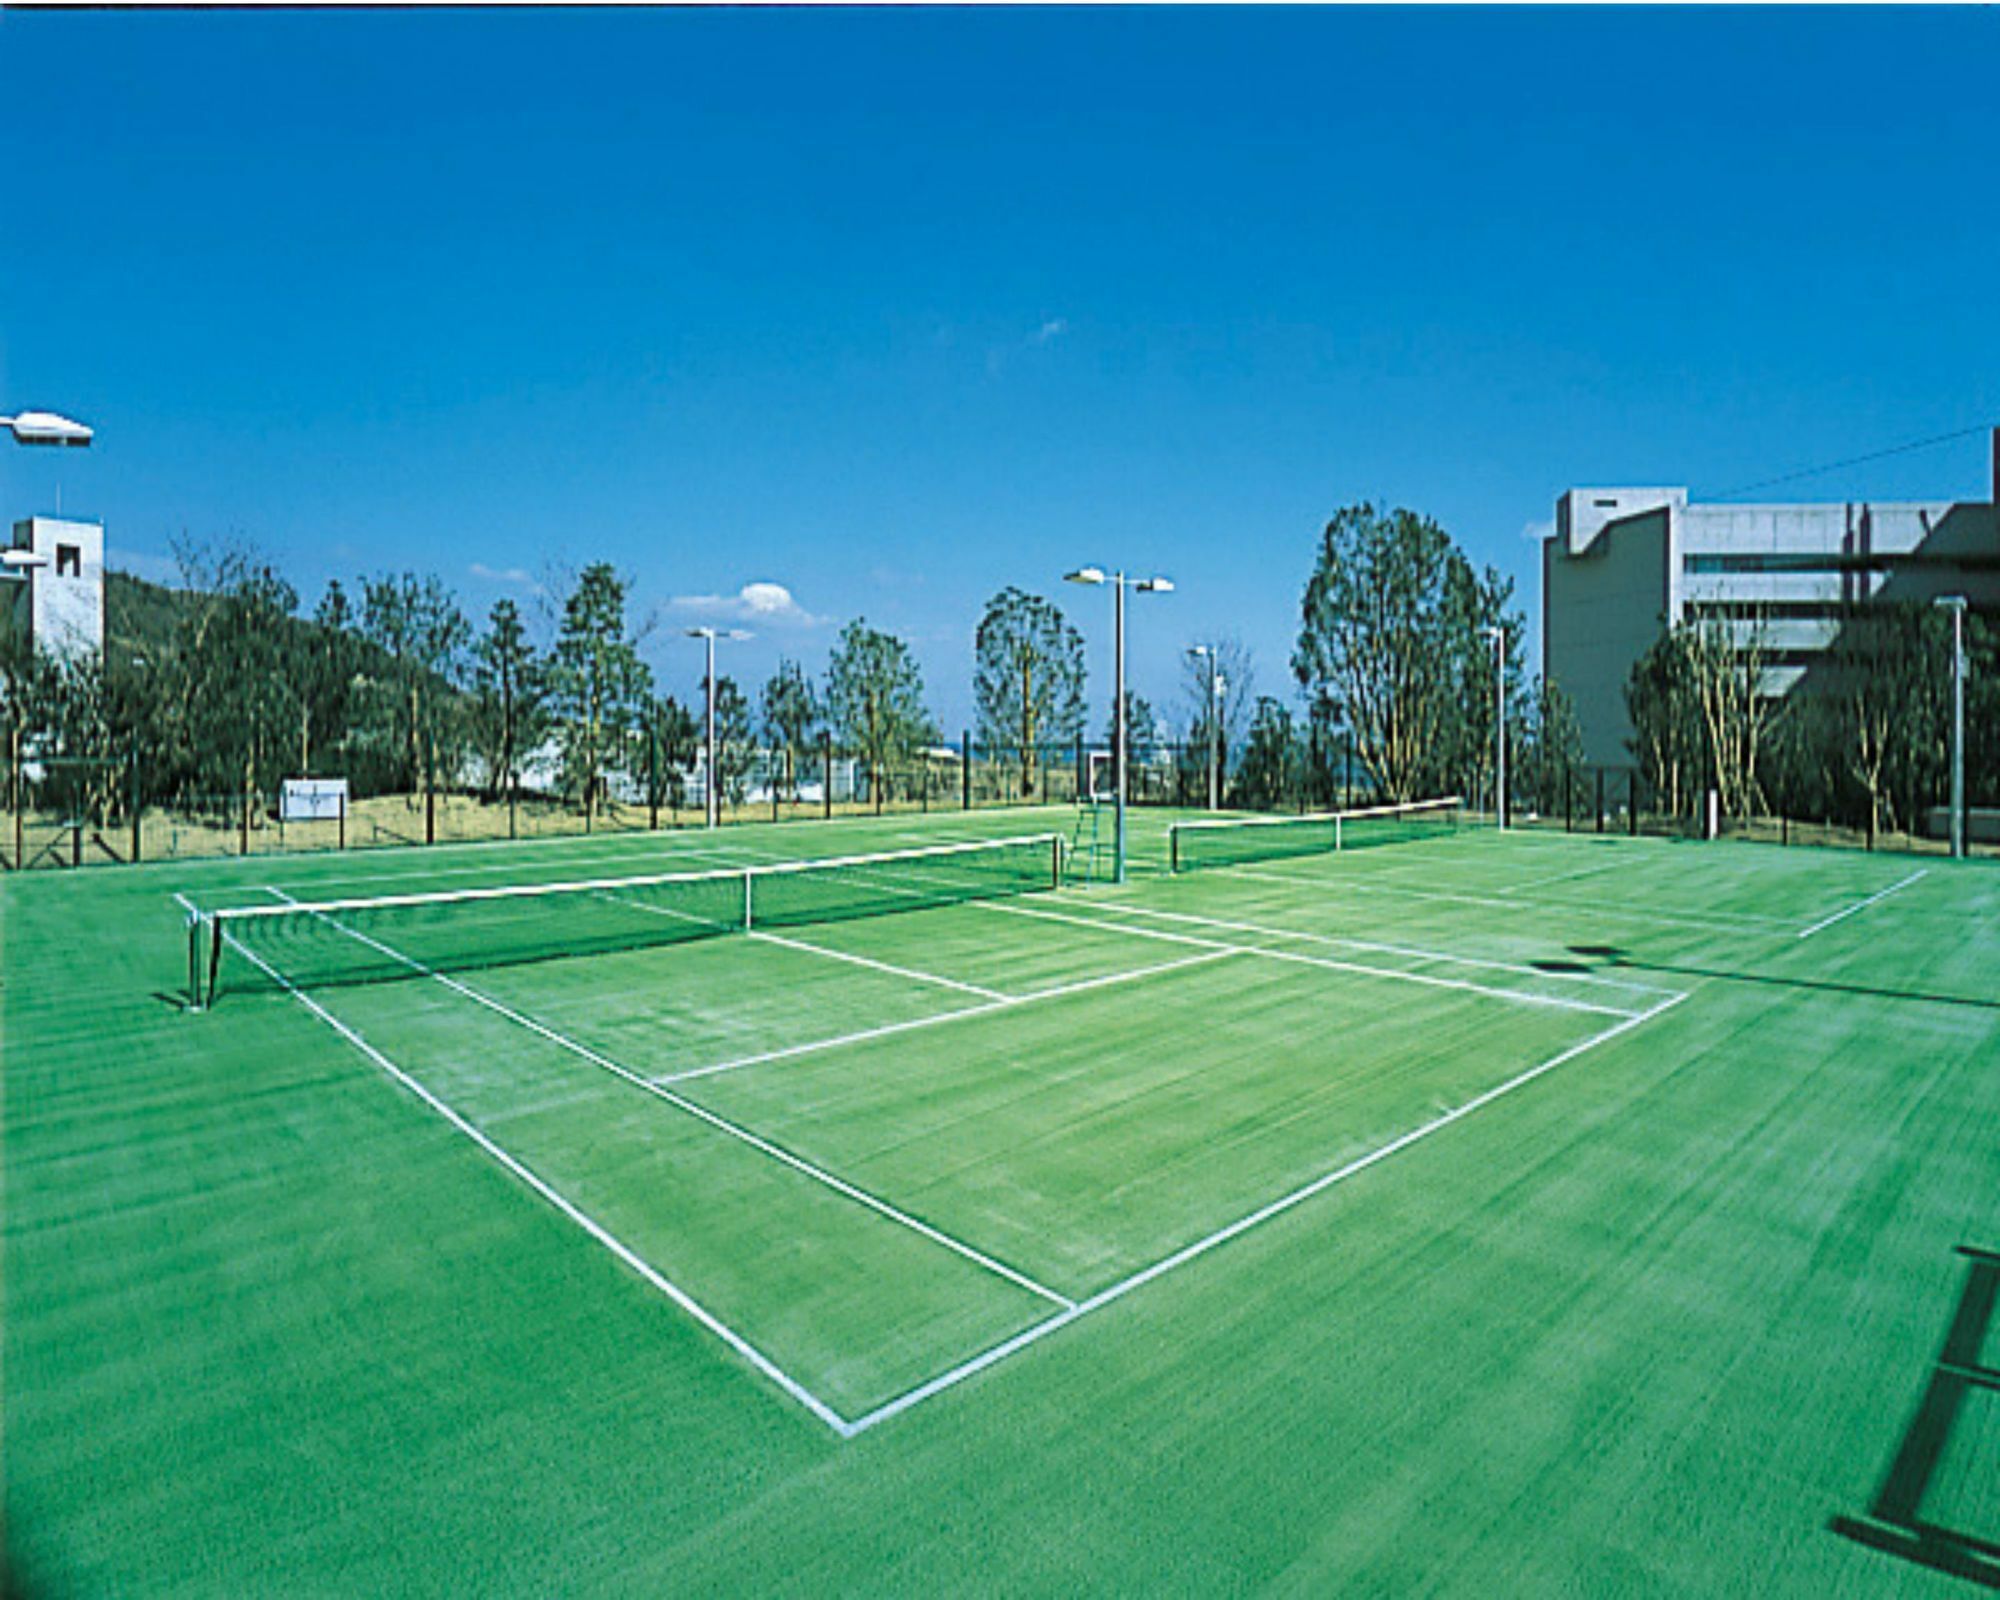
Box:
1168, 798, 1461, 874
189, 833, 1064, 1007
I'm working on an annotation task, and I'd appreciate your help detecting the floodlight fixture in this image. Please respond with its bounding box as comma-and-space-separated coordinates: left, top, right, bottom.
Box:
1, 410, 93, 448
1065, 566, 1107, 587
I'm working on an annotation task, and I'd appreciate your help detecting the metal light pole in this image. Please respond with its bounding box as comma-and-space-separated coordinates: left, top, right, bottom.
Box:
1481, 624, 1507, 828
1188, 644, 1223, 810
686, 626, 750, 828
1937, 596, 1967, 858
1066, 566, 1173, 884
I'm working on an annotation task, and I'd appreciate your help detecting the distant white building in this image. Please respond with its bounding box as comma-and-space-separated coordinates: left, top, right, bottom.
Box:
7, 516, 105, 663
1543, 432, 2000, 765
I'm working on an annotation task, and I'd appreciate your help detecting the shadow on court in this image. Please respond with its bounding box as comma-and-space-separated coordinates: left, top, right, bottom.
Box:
1825, 1246, 2000, 1589
1554, 947, 2000, 1015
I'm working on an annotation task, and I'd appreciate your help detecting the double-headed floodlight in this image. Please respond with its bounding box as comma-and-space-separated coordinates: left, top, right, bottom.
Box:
1, 410, 93, 448
1065, 566, 1175, 884
1480, 624, 1508, 829
0, 547, 49, 586
1187, 644, 1224, 811
686, 626, 752, 828
1936, 595, 1968, 858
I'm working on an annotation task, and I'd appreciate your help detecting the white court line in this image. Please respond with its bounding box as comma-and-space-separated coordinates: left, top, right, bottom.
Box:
747, 931, 1011, 1001
662, 949, 1238, 1084
259, 890, 1075, 1312
586, 875, 1010, 1000
843, 988, 1690, 1435
1216, 866, 1797, 935
216, 927, 856, 1437
981, 902, 1644, 1019
1794, 869, 1929, 941
1071, 899, 1679, 1003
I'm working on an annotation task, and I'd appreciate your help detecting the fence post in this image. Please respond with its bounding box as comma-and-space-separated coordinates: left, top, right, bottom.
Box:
9, 726, 19, 870
962, 730, 972, 810
240, 781, 251, 856
649, 723, 660, 832
129, 736, 142, 864
1628, 770, 1638, 836
339, 790, 347, 851
1564, 766, 1573, 833
823, 732, 833, 820
1595, 768, 1605, 834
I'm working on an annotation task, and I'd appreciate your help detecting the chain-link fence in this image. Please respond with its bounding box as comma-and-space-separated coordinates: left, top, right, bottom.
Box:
6, 722, 1990, 868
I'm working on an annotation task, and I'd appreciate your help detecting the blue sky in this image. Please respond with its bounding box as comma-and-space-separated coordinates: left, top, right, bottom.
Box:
4, 7, 1996, 732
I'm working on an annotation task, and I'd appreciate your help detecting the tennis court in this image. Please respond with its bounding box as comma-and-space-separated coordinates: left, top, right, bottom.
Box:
10, 802, 1999, 1593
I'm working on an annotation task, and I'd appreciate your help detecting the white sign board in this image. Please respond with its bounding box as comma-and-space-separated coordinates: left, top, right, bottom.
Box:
282, 777, 349, 823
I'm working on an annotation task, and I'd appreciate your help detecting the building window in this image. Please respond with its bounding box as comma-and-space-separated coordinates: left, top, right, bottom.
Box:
1685, 600, 1848, 622
1684, 552, 1847, 575
55, 544, 80, 577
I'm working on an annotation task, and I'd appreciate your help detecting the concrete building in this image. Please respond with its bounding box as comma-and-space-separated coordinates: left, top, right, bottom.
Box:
6, 516, 106, 663
1543, 431, 2000, 766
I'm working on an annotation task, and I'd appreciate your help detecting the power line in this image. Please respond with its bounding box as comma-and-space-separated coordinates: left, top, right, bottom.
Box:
1709, 423, 1992, 500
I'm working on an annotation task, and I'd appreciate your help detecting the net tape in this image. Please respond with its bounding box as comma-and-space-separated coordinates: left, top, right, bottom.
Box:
191, 833, 1063, 1006
1168, 798, 1461, 874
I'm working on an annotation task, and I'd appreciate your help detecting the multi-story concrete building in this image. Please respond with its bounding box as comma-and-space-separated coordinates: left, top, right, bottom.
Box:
6, 515, 106, 663
1543, 431, 2000, 766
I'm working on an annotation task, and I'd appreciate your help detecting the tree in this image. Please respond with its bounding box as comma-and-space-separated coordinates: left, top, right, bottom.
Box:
1685, 611, 1774, 821
171, 542, 305, 812
1235, 696, 1300, 810
1292, 504, 1520, 805
1625, 626, 1702, 819
1625, 611, 1774, 823
302, 580, 361, 777
1179, 638, 1255, 806
1819, 604, 1949, 835
760, 658, 823, 798
358, 571, 470, 802
707, 674, 754, 806
1180, 637, 1255, 767
1100, 690, 1161, 762
470, 598, 548, 802
546, 564, 651, 822
826, 619, 932, 808
1524, 678, 1586, 815
641, 694, 699, 812
973, 587, 1085, 797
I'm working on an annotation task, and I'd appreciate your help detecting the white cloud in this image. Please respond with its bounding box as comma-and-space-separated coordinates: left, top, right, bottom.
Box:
670, 580, 824, 628
1520, 519, 1555, 544
470, 562, 539, 589
1031, 317, 1069, 346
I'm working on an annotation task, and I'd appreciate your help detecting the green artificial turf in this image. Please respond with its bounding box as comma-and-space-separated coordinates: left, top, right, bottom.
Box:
6, 805, 1996, 1595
